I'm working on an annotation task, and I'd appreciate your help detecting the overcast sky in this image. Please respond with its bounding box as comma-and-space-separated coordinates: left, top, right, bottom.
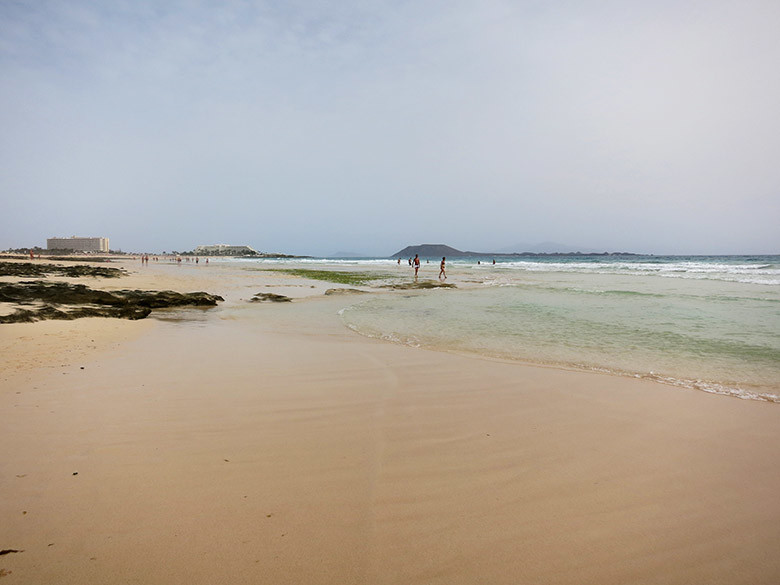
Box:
1, 0, 778, 256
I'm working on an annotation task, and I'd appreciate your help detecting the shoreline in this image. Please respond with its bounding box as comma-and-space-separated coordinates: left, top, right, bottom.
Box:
3, 255, 778, 402
340, 319, 780, 404
2, 259, 779, 584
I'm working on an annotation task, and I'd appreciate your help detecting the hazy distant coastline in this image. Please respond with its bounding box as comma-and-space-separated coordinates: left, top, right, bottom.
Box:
391, 243, 639, 259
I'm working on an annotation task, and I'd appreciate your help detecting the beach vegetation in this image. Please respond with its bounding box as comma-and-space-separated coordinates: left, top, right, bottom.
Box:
385, 281, 456, 290
264, 268, 394, 286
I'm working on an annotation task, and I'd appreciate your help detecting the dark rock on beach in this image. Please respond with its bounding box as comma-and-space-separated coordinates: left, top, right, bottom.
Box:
0, 281, 223, 323
2, 304, 152, 323
250, 292, 293, 302
0, 261, 126, 278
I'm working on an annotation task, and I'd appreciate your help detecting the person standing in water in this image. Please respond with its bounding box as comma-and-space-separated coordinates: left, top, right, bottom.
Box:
439, 257, 446, 279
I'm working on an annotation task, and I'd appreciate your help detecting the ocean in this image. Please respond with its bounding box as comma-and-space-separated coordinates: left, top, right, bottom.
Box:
329, 255, 780, 402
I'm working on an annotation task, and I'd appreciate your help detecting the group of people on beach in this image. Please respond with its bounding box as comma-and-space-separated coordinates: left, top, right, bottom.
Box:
399, 254, 446, 280
139, 255, 210, 264
397, 255, 499, 280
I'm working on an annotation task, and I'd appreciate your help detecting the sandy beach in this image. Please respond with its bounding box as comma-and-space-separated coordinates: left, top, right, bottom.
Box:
2, 258, 779, 584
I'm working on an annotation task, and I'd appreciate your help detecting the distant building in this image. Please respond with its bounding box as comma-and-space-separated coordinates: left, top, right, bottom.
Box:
193, 244, 258, 256
47, 236, 109, 252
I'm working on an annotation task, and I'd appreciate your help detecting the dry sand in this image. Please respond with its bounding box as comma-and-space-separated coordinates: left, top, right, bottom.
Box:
2, 258, 779, 584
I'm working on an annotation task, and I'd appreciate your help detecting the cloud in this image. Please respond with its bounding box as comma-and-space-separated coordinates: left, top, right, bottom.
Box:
1, 0, 779, 254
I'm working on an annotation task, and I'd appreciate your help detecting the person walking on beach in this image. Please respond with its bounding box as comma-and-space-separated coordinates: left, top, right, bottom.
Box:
439, 257, 446, 280
413, 254, 421, 279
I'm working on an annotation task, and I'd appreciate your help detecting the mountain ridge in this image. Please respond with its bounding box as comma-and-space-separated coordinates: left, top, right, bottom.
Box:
391, 244, 638, 258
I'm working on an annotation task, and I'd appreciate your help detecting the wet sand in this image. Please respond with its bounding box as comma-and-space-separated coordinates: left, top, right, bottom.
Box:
2, 258, 779, 584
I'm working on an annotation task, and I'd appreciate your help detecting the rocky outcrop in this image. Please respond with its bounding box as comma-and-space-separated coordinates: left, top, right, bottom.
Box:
0, 261, 126, 278
250, 292, 292, 302
0, 281, 223, 323
2, 304, 152, 323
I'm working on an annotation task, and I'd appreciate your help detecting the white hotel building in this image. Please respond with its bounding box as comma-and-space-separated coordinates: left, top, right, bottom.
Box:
47, 236, 110, 253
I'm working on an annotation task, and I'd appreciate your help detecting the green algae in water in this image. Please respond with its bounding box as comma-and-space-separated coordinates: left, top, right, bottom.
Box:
264, 268, 394, 286
384, 280, 456, 290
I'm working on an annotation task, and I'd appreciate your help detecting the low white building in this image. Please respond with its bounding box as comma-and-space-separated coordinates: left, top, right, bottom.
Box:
193, 244, 258, 256
47, 236, 109, 252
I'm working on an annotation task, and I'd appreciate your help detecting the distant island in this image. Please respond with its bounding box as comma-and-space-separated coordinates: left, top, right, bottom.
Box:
391, 244, 638, 259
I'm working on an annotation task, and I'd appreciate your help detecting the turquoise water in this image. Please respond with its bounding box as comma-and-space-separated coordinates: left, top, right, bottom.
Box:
338, 256, 780, 402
